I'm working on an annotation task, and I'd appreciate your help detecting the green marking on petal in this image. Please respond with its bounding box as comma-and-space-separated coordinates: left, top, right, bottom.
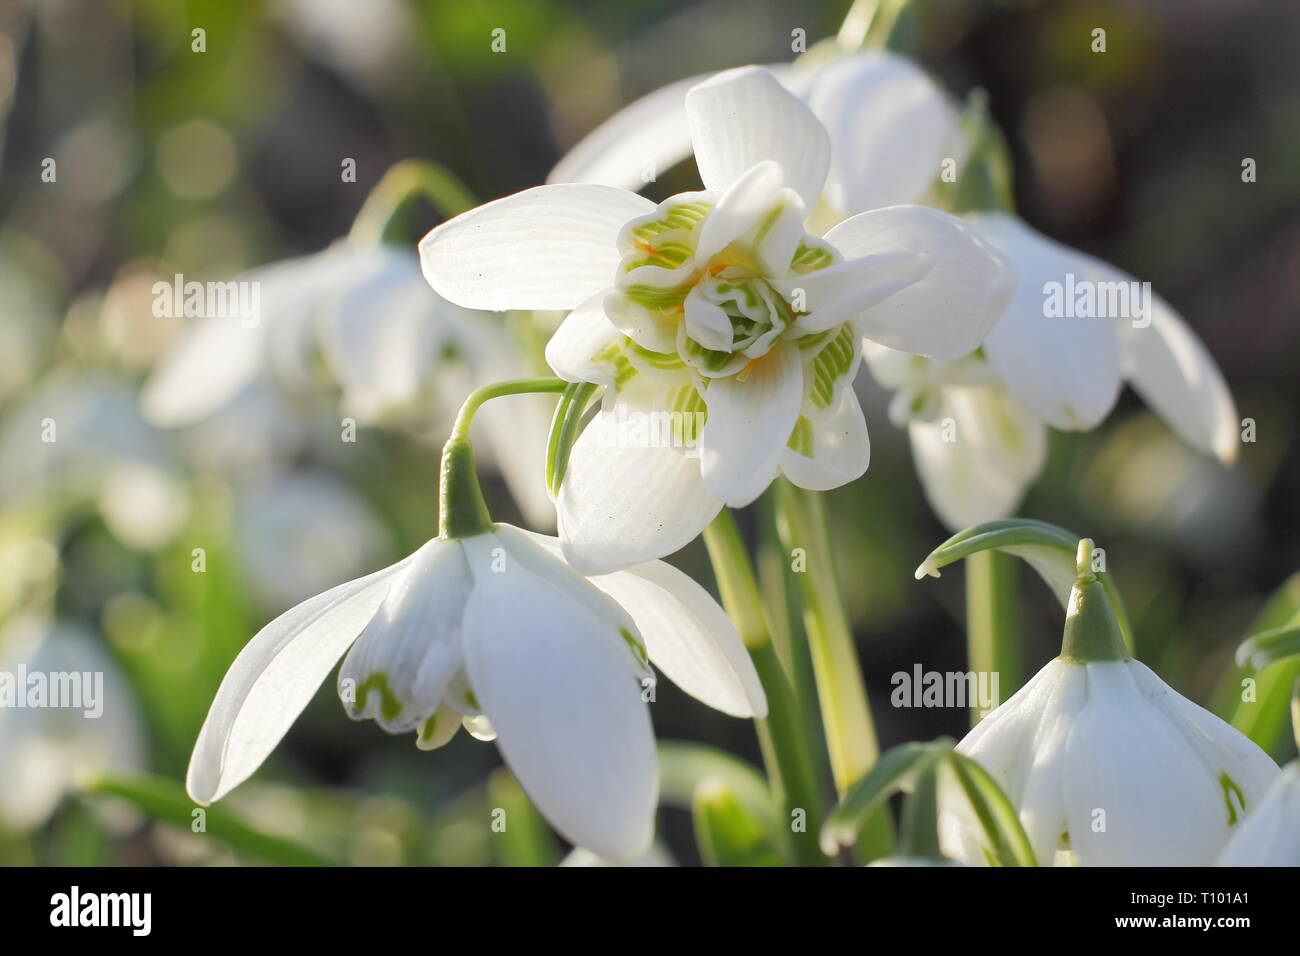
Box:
619, 626, 649, 668
628, 200, 712, 245
622, 282, 691, 311
809, 324, 857, 409
589, 340, 639, 389
1220, 772, 1246, 826
464, 689, 480, 711
789, 238, 836, 274
628, 340, 687, 372
787, 415, 814, 457
357, 672, 402, 723
418, 712, 439, 744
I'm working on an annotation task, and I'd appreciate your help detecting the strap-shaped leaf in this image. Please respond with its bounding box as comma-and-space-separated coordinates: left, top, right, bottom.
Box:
945, 752, 1037, 867
820, 739, 951, 856
915, 518, 1132, 649
693, 778, 784, 867
1236, 623, 1300, 672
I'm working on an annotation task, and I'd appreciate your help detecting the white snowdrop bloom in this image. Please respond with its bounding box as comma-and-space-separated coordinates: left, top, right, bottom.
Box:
234, 470, 389, 610
0, 617, 146, 830
422, 66, 1012, 572
188, 518, 765, 861
140, 242, 555, 525
549, 50, 962, 219
941, 545, 1279, 866
1215, 762, 1300, 867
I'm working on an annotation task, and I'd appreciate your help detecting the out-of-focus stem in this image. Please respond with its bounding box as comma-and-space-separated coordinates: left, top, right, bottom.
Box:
965, 549, 1019, 726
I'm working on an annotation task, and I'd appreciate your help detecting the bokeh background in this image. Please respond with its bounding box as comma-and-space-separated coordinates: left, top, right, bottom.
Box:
0, 0, 1297, 865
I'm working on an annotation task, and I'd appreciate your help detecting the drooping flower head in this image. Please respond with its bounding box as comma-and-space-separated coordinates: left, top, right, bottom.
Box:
421, 66, 1013, 572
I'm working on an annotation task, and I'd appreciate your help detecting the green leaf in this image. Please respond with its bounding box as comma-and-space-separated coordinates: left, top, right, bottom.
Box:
85, 775, 342, 867
1218, 573, 1300, 757
658, 741, 778, 836
820, 739, 950, 856
486, 769, 558, 867
945, 753, 1037, 867
1236, 623, 1300, 672
915, 518, 1133, 651
692, 778, 783, 867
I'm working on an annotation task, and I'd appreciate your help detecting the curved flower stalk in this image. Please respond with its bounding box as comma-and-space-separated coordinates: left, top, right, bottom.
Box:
939, 541, 1279, 866
187, 380, 766, 862
0, 616, 146, 830
421, 66, 1012, 572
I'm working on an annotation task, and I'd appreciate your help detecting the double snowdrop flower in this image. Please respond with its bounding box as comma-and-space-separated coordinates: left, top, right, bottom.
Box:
940, 542, 1279, 866
188, 422, 766, 861
421, 65, 1012, 572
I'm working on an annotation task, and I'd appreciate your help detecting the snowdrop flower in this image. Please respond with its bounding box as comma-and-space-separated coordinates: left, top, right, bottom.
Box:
188, 416, 766, 861
1215, 761, 1300, 867
941, 541, 1279, 866
422, 66, 1012, 572
141, 242, 555, 525
870, 213, 1239, 530
0, 617, 145, 829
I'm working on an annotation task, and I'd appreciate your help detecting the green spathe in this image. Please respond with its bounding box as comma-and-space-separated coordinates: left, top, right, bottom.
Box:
1059, 539, 1129, 663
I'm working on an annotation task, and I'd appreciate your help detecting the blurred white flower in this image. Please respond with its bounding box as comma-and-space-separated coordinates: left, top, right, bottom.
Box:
234, 470, 389, 610
423, 66, 1010, 572
1215, 762, 1300, 867
0, 616, 145, 829
188, 523, 765, 861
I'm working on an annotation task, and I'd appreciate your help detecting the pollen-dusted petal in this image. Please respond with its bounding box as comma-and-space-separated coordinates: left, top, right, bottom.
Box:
699, 341, 804, 507
686, 66, 831, 207
186, 552, 415, 805
966, 212, 1122, 430
460, 547, 658, 862
338, 538, 472, 735
419, 184, 655, 311
825, 205, 1014, 359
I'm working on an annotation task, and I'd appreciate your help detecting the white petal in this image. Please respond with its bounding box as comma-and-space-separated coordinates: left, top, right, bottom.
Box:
548, 74, 703, 190
460, 540, 658, 862
1118, 295, 1238, 463
694, 160, 802, 270
338, 538, 470, 734
685, 66, 830, 207
544, 292, 625, 385
781, 381, 871, 491
770, 251, 929, 336
558, 383, 722, 573
186, 554, 413, 804
1216, 764, 1300, 866
141, 316, 264, 427
907, 385, 1047, 531
968, 212, 1122, 429
419, 184, 654, 311
808, 52, 964, 214
521, 531, 765, 718
824, 205, 1014, 358
700, 342, 803, 507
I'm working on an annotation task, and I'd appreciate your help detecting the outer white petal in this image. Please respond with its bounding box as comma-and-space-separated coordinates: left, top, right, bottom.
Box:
968, 212, 1122, 429
1118, 294, 1238, 464
772, 251, 929, 336
338, 538, 471, 734
699, 342, 803, 507
1062, 661, 1244, 866
141, 316, 264, 427
544, 293, 624, 385
685, 66, 830, 207
808, 52, 965, 214
825, 206, 1014, 358
780, 382, 871, 491
548, 74, 703, 190
186, 554, 413, 804
1216, 763, 1300, 866
520, 530, 765, 719
419, 184, 654, 311
558, 384, 722, 574
908, 386, 1047, 531
460, 535, 658, 862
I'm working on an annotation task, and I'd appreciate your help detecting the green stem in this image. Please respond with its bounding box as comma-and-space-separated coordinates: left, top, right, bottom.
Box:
898, 765, 942, 860
702, 511, 828, 867
439, 378, 567, 540
773, 481, 893, 860
965, 549, 1020, 725
349, 159, 478, 246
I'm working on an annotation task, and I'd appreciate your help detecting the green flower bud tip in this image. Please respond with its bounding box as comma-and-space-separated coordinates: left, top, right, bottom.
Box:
1059, 538, 1129, 663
